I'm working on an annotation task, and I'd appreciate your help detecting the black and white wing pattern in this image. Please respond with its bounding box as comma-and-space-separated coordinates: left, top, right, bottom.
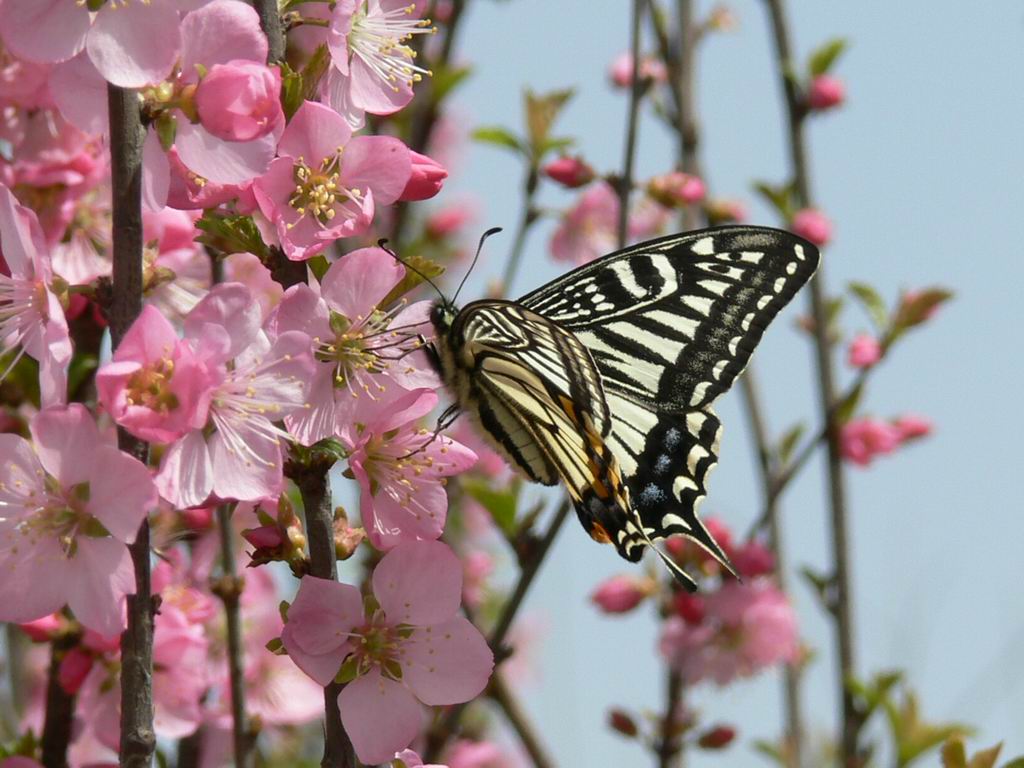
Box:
519, 226, 819, 570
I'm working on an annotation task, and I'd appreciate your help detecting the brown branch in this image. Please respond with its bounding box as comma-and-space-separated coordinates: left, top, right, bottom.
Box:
488, 671, 555, 768
673, 0, 702, 232
252, 0, 285, 65
108, 82, 157, 768
499, 166, 540, 291
761, 0, 858, 761
213, 504, 252, 768
656, 669, 683, 768
41, 633, 79, 768
293, 463, 358, 768
425, 501, 571, 760
617, 0, 645, 248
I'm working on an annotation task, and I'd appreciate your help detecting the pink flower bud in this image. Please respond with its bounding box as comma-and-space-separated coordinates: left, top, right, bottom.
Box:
608, 709, 639, 737
195, 60, 284, 142
426, 206, 472, 238
706, 197, 747, 224
807, 75, 845, 111
731, 541, 775, 579
847, 333, 882, 368
399, 151, 448, 202
893, 414, 932, 442
647, 171, 706, 208
840, 418, 901, 466
243, 524, 284, 550
608, 52, 667, 88
673, 592, 706, 624
544, 155, 595, 188
180, 506, 214, 531
19, 614, 62, 642
591, 575, 648, 613
58, 647, 94, 695
697, 724, 737, 749
791, 208, 832, 247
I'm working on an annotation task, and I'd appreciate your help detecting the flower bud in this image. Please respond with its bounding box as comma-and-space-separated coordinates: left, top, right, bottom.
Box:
195, 60, 284, 142
544, 155, 595, 188
847, 333, 882, 368
399, 151, 448, 201
705, 197, 747, 225
697, 724, 736, 749
243, 524, 284, 550
426, 206, 472, 238
731, 541, 775, 579
591, 574, 649, 614
19, 614, 62, 642
58, 647, 94, 695
807, 75, 845, 111
672, 592, 706, 624
608, 52, 668, 88
180, 506, 214, 532
893, 414, 932, 442
791, 208, 832, 247
608, 708, 639, 738
647, 172, 706, 208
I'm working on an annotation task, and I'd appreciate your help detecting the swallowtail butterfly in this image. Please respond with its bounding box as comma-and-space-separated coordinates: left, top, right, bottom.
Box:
427, 226, 819, 589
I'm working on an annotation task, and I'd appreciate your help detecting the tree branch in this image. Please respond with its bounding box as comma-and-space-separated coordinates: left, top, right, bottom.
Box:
488, 671, 555, 768
252, 0, 285, 65
617, 0, 645, 248
41, 633, 78, 768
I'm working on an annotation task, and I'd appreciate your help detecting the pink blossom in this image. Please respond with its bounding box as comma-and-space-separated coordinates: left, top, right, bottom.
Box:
142, 208, 211, 322
544, 155, 596, 188
706, 198, 748, 224
269, 247, 437, 444
550, 182, 619, 265
730, 540, 775, 579
808, 75, 845, 111
57, 646, 93, 695
791, 208, 832, 247
325, 0, 433, 127
673, 592, 706, 625
647, 171, 706, 207
395, 749, 449, 768
223, 252, 282, 317
253, 101, 412, 260
608, 52, 668, 87
282, 541, 494, 764
195, 60, 284, 142
345, 389, 476, 550
659, 581, 798, 686
0, 405, 156, 636
591, 574, 650, 614
426, 205, 474, 239
839, 417, 901, 466
399, 151, 448, 201
446, 740, 513, 768
847, 333, 882, 368
0, 184, 72, 406
19, 614, 62, 642
893, 414, 933, 442
462, 551, 494, 609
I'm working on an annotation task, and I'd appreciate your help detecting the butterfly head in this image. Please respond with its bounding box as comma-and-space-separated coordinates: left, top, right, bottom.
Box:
429, 299, 458, 335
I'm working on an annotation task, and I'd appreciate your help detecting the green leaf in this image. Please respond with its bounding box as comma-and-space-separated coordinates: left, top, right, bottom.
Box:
751, 739, 787, 767
431, 63, 473, 103
307, 254, 330, 282
462, 477, 518, 538
472, 125, 524, 154
848, 281, 889, 331
942, 736, 968, 768
280, 62, 304, 120
379, 252, 446, 308
808, 38, 848, 77
834, 380, 864, 425
524, 87, 574, 158
539, 135, 575, 156
334, 655, 360, 685
300, 44, 330, 104
154, 112, 177, 152
777, 423, 805, 465
1000, 758, 1024, 768
967, 743, 1004, 768
194, 212, 270, 260
753, 180, 796, 220
67, 353, 98, 399
799, 566, 832, 607
892, 288, 953, 333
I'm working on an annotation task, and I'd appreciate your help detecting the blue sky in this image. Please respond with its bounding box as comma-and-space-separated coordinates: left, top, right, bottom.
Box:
442, 1, 1024, 764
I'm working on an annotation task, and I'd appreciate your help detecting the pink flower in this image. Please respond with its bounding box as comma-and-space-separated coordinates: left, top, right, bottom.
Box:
426, 205, 473, 239
19, 614, 62, 642
446, 740, 513, 768
544, 155, 596, 188
462, 551, 494, 609
0, 184, 72, 406
847, 333, 882, 368
807, 75, 845, 111
394, 749, 449, 768
550, 182, 619, 265
324, 0, 433, 127
58, 646, 94, 695
142, 207, 211, 322
344, 388, 476, 550
270, 247, 437, 445
148, 284, 315, 507
608, 52, 668, 87
839, 417, 901, 466
791, 208, 832, 247
647, 171, 706, 207
706, 197, 748, 224
0, 405, 156, 636
893, 414, 932, 442
673, 592, 706, 625
195, 60, 284, 142
282, 541, 494, 764
591, 574, 650, 614
399, 151, 448, 201
253, 101, 412, 260
659, 581, 798, 686
730, 540, 775, 579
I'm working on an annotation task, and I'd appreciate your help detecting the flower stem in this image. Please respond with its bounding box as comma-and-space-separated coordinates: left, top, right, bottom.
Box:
656, 669, 684, 768
41, 633, 78, 768
617, 0, 645, 249
293, 464, 359, 768
108, 81, 156, 768
214, 504, 252, 768
761, 0, 858, 759
488, 671, 555, 768
499, 166, 540, 292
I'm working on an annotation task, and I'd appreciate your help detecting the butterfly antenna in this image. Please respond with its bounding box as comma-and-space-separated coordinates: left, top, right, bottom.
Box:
395, 404, 462, 460
377, 239, 447, 304
452, 227, 503, 305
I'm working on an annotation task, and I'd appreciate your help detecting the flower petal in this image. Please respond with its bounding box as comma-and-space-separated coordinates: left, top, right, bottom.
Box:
341, 135, 411, 206
142, 128, 170, 211
156, 431, 214, 508
185, 283, 262, 360
401, 616, 494, 705
49, 52, 110, 136
29, 404, 99, 488
0, 0, 90, 64
175, 121, 276, 185
88, 445, 156, 544
179, 0, 267, 77
87, 2, 181, 87
320, 247, 403, 320
338, 667, 422, 765
66, 537, 134, 637
286, 576, 363, 656
372, 541, 462, 626
277, 101, 351, 164
209, 428, 283, 503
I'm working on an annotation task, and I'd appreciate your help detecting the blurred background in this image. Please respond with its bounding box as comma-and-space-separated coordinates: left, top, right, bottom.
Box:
437, 1, 1024, 764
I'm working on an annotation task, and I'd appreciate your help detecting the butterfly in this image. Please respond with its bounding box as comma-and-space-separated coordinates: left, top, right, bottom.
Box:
426, 226, 819, 589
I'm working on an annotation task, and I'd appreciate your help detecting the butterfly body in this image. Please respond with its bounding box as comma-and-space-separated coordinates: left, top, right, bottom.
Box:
428, 226, 819, 589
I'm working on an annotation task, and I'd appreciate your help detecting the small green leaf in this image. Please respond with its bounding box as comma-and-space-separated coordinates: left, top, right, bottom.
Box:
194, 212, 270, 260
154, 112, 177, 152
1000, 757, 1024, 768
539, 135, 575, 156
777, 423, 805, 465
462, 477, 518, 538
834, 381, 864, 425
524, 87, 574, 158
300, 44, 330, 104
752, 180, 796, 220
265, 637, 285, 655
431, 63, 473, 103
799, 566, 832, 607
307, 254, 331, 282
472, 125, 524, 154
809, 38, 848, 77
280, 62, 304, 120
967, 743, 1004, 768
334, 655, 360, 685
848, 281, 889, 331
379, 252, 445, 308
892, 288, 953, 333
751, 739, 787, 767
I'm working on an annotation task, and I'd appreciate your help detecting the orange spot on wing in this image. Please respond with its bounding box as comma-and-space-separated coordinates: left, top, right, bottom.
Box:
589, 522, 612, 544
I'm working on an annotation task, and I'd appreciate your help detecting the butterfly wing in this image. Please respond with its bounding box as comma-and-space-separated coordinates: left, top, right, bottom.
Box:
520, 225, 819, 565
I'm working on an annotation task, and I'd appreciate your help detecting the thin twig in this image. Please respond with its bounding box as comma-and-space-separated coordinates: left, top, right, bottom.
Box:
499, 166, 540, 291
488, 671, 555, 768
425, 502, 571, 759
673, 0, 702, 232
293, 464, 358, 768
108, 82, 156, 768
41, 633, 78, 768
617, 0, 645, 249
656, 669, 683, 768
761, 0, 858, 760
214, 504, 251, 768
